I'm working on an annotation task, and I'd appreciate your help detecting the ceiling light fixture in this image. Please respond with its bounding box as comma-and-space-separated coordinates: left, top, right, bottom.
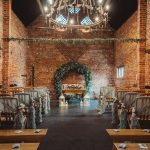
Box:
43, 0, 110, 31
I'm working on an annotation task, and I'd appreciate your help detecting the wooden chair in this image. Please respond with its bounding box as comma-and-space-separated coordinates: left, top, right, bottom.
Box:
123, 92, 141, 111
100, 86, 116, 98
134, 96, 150, 115
14, 93, 42, 129
14, 93, 31, 107
34, 87, 50, 114
24, 90, 39, 99
0, 97, 19, 128
132, 96, 150, 129
138, 103, 150, 128
0, 97, 19, 113
115, 90, 130, 102
0, 93, 11, 97
23, 87, 50, 114
0, 112, 16, 128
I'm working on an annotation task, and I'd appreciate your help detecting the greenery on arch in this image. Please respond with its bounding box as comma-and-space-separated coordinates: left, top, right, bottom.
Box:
54, 61, 92, 97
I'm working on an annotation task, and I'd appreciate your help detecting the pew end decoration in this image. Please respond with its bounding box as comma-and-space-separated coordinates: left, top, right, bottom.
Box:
119, 103, 128, 129
129, 107, 140, 129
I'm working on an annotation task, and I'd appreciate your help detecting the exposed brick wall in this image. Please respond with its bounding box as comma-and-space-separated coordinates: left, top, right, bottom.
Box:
0, 0, 149, 98
115, 0, 149, 90
0, 1, 28, 88
115, 11, 139, 88
27, 16, 115, 100
0, 0, 3, 83
9, 11, 28, 86
0, 0, 2, 35
2, 0, 11, 89
145, 0, 150, 86
137, 0, 147, 90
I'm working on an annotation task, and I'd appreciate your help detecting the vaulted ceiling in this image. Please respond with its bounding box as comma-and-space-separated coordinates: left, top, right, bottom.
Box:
12, 0, 138, 30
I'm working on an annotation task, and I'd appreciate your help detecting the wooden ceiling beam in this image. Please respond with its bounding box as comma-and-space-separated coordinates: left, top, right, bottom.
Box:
36, 0, 44, 15
104, 0, 112, 7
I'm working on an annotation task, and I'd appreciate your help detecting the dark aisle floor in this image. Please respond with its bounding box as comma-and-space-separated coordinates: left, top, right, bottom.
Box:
38, 102, 113, 150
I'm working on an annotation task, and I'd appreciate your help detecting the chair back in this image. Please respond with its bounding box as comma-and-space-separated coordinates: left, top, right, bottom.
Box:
14, 93, 31, 106
123, 92, 141, 108
115, 90, 130, 102
133, 96, 150, 116
100, 86, 115, 98
0, 97, 19, 112
24, 90, 39, 99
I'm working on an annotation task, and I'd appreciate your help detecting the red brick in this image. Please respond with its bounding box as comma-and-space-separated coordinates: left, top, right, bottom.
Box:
0, 0, 150, 101
27, 17, 115, 99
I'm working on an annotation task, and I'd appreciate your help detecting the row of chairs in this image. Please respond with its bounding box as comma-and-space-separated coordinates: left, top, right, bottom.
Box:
99, 86, 150, 128
0, 88, 50, 129
116, 90, 150, 128
116, 91, 150, 116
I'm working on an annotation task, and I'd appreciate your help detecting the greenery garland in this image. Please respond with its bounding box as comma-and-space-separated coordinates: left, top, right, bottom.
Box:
54, 61, 92, 97
2, 37, 146, 45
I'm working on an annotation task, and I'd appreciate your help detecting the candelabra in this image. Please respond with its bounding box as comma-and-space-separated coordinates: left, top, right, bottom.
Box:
43, 0, 110, 31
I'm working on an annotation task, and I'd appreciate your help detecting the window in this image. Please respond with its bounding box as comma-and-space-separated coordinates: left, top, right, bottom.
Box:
56, 14, 67, 25
117, 66, 124, 78
81, 16, 93, 25
68, 7, 80, 14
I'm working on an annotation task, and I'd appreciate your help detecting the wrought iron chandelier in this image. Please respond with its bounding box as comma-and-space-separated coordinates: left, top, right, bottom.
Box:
43, 0, 110, 31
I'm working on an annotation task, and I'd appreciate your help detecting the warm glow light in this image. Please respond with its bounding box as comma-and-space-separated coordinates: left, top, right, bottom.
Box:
98, 0, 103, 4
48, 0, 53, 5
55, 27, 66, 32
106, 5, 110, 11
44, 0, 109, 30
44, 6, 48, 12
46, 14, 50, 17
80, 29, 90, 33
70, 19, 74, 24
95, 16, 99, 22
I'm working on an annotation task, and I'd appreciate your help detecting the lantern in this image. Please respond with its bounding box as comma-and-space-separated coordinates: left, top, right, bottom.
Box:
83, 94, 90, 106
59, 94, 65, 107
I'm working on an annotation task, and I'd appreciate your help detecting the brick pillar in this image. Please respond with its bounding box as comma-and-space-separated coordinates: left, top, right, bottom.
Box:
2, 0, 11, 90
137, 0, 147, 90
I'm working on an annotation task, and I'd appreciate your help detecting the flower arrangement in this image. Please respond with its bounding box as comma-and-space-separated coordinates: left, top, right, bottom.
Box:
54, 61, 92, 97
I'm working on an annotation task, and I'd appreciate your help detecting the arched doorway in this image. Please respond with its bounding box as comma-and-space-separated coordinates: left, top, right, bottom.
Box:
54, 61, 92, 100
